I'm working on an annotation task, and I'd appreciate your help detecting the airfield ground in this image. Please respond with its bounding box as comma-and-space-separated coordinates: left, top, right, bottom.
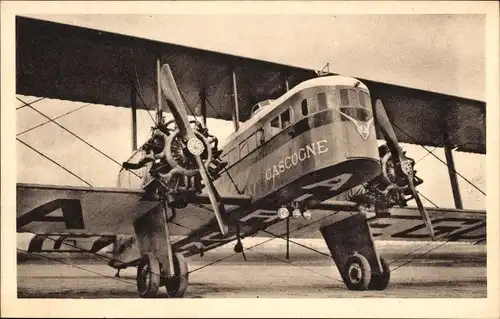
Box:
17, 237, 486, 298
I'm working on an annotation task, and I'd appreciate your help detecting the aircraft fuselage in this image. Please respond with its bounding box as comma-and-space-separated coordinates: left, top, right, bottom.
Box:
215, 76, 380, 211
115, 75, 382, 258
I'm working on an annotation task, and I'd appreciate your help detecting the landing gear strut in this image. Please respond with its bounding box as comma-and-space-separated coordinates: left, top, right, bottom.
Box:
163, 252, 189, 297
133, 201, 189, 298
319, 211, 391, 291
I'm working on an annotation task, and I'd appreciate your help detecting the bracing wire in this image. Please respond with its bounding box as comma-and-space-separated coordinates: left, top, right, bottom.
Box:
414, 113, 485, 165
17, 224, 188, 287
393, 123, 486, 196
18, 97, 122, 167
17, 138, 93, 187
18, 210, 330, 288
17, 97, 141, 179
389, 239, 454, 273
16, 248, 136, 287
259, 228, 331, 258
16, 97, 45, 110
417, 191, 439, 208
187, 209, 344, 274
178, 89, 201, 122
132, 62, 157, 126
17, 102, 92, 136
205, 96, 226, 120
251, 249, 341, 282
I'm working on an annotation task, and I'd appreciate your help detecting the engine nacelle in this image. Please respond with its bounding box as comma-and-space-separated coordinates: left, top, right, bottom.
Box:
136, 120, 226, 195
350, 144, 423, 209
154, 129, 213, 177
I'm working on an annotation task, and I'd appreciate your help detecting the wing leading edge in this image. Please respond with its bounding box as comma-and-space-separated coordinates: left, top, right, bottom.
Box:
16, 183, 252, 236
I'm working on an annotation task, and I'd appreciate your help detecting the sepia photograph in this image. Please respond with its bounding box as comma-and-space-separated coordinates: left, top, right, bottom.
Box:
2, 1, 499, 318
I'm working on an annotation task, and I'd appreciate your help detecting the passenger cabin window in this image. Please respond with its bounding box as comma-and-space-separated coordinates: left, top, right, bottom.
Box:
256, 128, 264, 145
301, 96, 318, 115
301, 100, 308, 116
267, 107, 294, 140
270, 116, 281, 136
281, 109, 291, 128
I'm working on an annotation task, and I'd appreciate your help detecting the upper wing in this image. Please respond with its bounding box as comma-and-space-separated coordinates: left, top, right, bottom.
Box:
16, 16, 485, 154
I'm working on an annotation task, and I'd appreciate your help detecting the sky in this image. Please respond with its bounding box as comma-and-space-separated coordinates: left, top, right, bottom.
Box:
15, 14, 486, 210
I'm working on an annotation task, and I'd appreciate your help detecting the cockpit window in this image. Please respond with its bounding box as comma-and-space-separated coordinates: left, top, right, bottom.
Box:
340, 89, 349, 106
359, 91, 366, 107
340, 88, 371, 109
359, 91, 370, 107
348, 89, 359, 106
340, 107, 373, 122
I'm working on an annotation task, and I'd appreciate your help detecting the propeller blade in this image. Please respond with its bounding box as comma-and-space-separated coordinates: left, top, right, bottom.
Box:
373, 99, 434, 240
159, 64, 192, 138
159, 64, 228, 235
194, 155, 229, 235
407, 176, 435, 240
373, 99, 402, 159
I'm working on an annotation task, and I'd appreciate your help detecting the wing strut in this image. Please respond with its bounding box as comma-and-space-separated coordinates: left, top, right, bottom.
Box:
443, 134, 463, 209
231, 70, 240, 132
200, 88, 207, 127
130, 79, 138, 151
156, 57, 164, 125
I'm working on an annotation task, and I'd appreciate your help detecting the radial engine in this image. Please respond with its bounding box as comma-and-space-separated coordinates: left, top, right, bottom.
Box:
123, 119, 227, 202
351, 143, 424, 212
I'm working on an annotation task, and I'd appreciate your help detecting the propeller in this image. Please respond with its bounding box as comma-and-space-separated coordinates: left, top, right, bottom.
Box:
373, 99, 435, 240
159, 64, 228, 235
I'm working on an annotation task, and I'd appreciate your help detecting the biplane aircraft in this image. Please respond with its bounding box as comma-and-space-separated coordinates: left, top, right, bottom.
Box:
15, 16, 486, 297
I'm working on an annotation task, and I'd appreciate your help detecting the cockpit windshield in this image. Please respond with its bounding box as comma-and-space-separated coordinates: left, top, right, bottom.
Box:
339, 89, 371, 108
338, 88, 373, 122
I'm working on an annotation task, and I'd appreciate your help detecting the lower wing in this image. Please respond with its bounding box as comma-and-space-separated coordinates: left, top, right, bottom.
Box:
17, 183, 485, 261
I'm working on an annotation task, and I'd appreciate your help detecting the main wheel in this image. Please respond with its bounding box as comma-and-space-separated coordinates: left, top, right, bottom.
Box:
136, 253, 161, 298
342, 253, 371, 291
368, 257, 390, 290
163, 253, 189, 298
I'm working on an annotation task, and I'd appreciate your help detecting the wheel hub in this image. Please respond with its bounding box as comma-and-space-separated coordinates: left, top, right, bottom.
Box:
348, 264, 362, 283
138, 264, 151, 292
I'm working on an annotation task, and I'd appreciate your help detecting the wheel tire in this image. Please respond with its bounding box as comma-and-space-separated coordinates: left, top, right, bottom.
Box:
136, 253, 161, 298
163, 253, 189, 298
342, 254, 371, 291
368, 257, 391, 290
